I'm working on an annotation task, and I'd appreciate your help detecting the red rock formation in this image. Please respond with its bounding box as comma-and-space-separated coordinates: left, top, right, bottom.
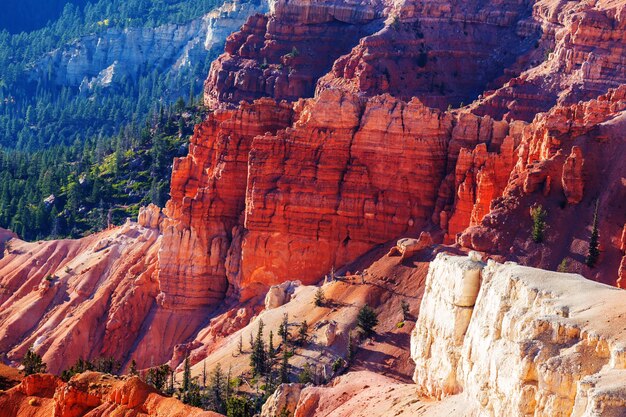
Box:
237, 90, 454, 298
318, 0, 542, 110
0, 372, 222, 417
460, 86, 626, 284
473, 0, 626, 120
1, 0, 626, 381
204, 0, 387, 108
562, 146, 585, 204
443, 138, 518, 242
0, 221, 161, 374
617, 225, 626, 288
159, 99, 294, 305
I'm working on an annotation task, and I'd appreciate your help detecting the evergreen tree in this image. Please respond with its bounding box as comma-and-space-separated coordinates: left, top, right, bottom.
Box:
225, 366, 232, 403
129, 359, 138, 376
279, 349, 289, 384
268, 330, 275, 360
531, 205, 548, 243
277, 313, 289, 346
313, 286, 326, 307
21, 349, 47, 376
202, 360, 207, 388
357, 305, 378, 337
586, 200, 600, 267
182, 352, 191, 392
208, 363, 225, 413
250, 320, 268, 376
297, 320, 308, 346
226, 395, 253, 417
146, 364, 170, 391
347, 332, 356, 365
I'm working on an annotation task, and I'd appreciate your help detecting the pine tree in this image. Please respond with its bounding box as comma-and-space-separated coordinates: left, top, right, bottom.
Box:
208, 363, 225, 413
238, 334, 243, 354
314, 286, 326, 307
531, 205, 548, 243
250, 320, 268, 376
268, 330, 275, 360
357, 305, 379, 337
225, 366, 232, 402
129, 359, 138, 376
279, 349, 289, 383
202, 360, 207, 388
182, 352, 191, 392
347, 332, 356, 365
278, 313, 289, 346
586, 200, 600, 267
21, 349, 47, 376
298, 320, 308, 346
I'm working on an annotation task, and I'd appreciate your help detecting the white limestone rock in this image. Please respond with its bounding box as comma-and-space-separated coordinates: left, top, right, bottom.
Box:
411, 254, 626, 417
30, 1, 269, 93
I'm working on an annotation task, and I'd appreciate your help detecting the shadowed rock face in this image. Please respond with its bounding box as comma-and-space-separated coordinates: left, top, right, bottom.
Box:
319, 0, 542, 110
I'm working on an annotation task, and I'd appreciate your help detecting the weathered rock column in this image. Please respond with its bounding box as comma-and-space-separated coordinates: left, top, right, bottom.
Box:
411, 252, 484, 398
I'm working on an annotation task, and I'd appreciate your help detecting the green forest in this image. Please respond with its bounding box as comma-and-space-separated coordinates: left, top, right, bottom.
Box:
0, 0, 230, 240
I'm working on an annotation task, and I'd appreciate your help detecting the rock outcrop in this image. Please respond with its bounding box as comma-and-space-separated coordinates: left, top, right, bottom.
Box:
204, 0, 387, 108
459, 86, 626, 284
319, 0, 542, 110
0, 222, 161, 374
31, 0, 269, 96
158, 98, 294, 306
411, 253, 626, 416
473, 0, 626, 121
260, 383, 303, 417
0, 372, 222, 417
1, 0, 626, 385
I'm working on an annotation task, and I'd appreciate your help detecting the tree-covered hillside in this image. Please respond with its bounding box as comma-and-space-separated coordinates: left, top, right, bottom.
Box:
0, 0, 229, 150
0, 0, 235, 240
0, 0, 90, 34
0, 99, 205, 241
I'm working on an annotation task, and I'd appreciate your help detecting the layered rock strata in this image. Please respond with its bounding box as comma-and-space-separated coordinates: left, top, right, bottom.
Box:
319, 0, 542, 110
204, 0, 388, 108
412, 253, 626, 417
473, 0, 626, 121
158, 99, 294, 306
460, 86, 626, 284
0, 221, 161, 374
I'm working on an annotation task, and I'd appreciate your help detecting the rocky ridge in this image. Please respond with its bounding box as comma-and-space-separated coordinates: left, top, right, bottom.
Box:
31, 0, 270, 93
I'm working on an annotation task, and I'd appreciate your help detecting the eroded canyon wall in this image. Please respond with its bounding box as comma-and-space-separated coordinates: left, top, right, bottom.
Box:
1, 0, 625, 375
411, 253, 626, 417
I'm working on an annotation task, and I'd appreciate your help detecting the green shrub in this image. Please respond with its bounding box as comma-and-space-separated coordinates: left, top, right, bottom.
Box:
586, 201, 600, 267
531, 205, 547, 243
21, 349, 47, 376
